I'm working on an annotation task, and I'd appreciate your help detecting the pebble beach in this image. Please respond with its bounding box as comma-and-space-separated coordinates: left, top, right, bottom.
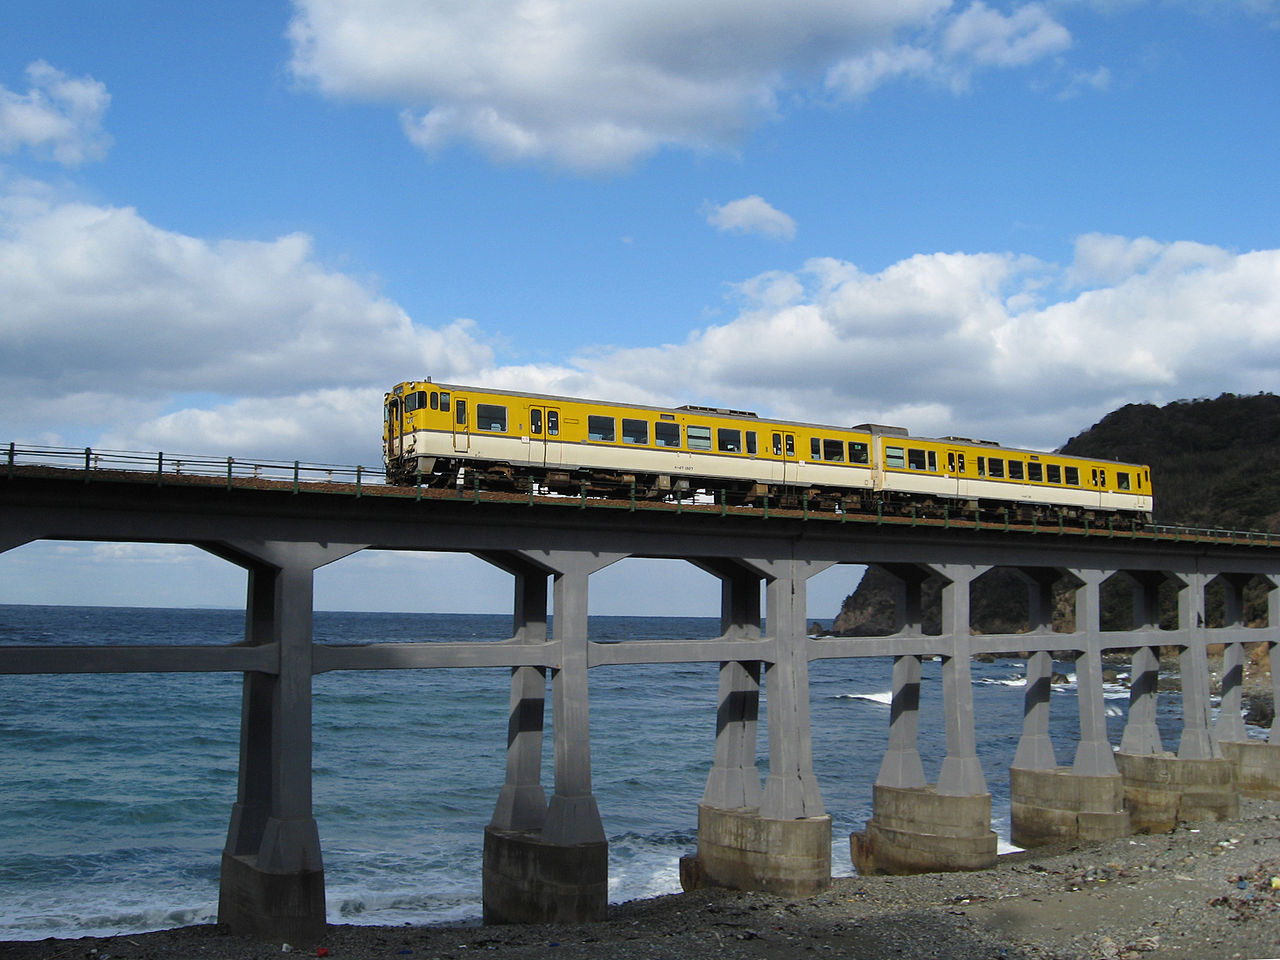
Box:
6, 798, 1279, 960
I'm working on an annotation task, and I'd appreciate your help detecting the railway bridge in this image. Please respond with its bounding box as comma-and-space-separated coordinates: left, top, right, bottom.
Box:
2, 449, 1279, 943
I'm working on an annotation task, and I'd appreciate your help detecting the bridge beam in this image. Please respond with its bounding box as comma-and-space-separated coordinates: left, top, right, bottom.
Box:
216, 540, 365, 945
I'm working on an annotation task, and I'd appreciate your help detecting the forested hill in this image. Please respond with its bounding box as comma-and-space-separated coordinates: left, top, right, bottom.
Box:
1059, 392, 1280, 532
829, 392, 1280, 635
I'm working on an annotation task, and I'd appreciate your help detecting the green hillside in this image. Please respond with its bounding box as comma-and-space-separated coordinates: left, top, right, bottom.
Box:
1060, 393, 1280, 532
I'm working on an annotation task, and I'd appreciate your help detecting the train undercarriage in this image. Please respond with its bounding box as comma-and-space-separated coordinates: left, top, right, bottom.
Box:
385, 456, 1151, 528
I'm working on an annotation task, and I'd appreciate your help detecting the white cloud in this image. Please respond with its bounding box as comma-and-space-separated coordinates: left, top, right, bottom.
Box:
0, 61, 112, 166
826, 2, 1074, 99
4, 173, 1276, 471
0, 183, 495, 456
942, 2, 1071, 69
285, 0, 1087, 170
706, 195, 797, 241
566, 240, 1280, 451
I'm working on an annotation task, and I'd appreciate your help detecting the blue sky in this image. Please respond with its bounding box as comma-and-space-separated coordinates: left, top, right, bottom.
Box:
1, 1, 1278, 616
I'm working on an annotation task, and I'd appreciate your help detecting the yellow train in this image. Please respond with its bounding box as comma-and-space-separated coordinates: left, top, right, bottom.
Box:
384, 380, 1153, 522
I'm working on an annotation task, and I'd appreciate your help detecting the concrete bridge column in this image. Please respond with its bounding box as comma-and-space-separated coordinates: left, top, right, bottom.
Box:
874, 564, 929, 790
1218, 574, 1280, 797
854, 564, 997, 875
1013, 569, 1128, 847
216, 540, 365, 945
482, 549, 622, 924
698, 561, 764, 811
1118, 571, 1237, 831
689, 558, 831, 896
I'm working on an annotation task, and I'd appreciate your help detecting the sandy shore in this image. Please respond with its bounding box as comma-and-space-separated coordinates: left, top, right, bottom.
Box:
6, 799, 1280, 960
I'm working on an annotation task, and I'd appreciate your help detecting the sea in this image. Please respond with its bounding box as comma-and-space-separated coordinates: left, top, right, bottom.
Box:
0, 604, 1217, 941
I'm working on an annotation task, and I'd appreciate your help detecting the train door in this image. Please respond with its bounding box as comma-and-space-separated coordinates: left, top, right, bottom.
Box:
528, 405, 562, 467
773, 431, 797, 485
453, 397, 470, 452
945, 446, 968, 499
385, 396, 404, 463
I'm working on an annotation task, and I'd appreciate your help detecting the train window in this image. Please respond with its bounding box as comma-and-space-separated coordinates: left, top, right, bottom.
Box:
430, 392, 439, 410
1027, 462, 1043, 482
885, 446, 906, 469
1117, 472, 1131, 490
687, 425, 712, 450
1064, 466, 1080, 485
1008, 461, 1024, 480
531, 409, 542, 435
440, 391, 451, 413
907, 448, 926, 470
928, 451, 937, 471
406, 391, 428, 413
718, 428, 742, 453
455, 399, 467, 425
547, 410, 559, 436
1046, 463, 1061, 484
810, 438, 822, 460
989, 458, 1005, 478
588, 416, 616, 442
655, 421, 680, 447
622, 419, 649, 444
849, 442, 869, 464
977, 456, 986, 477
773, 433, 783, 456
823, 438, 844, 462
476, 404, 507, 432
746, 432, 758, 456
1095, 469, 1106, 487
785, 435, 795, 457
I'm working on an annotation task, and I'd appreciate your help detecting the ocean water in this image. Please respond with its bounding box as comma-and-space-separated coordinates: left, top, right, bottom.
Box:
0, 604, 1198, 941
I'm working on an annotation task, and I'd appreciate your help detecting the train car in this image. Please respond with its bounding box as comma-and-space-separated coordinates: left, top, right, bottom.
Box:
383, 380, 1153, 523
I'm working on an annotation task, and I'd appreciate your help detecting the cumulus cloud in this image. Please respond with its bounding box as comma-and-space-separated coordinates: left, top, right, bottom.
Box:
5, 171, 1276, 468
0, 183, 495, 458
706, 195, 797, 241
286, 0, 1082, 171
566, 240, 1280, 451
0, 61, 112, 166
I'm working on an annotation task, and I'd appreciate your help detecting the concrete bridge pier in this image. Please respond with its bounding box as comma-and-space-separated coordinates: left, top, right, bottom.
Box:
1011, 569, 1128, 847
853, 564, 997, 875
482, 550, 622, 924
1218, 575, 1280, 797
217, 540, 365, 944
1117, 572, 1238, 832
687, 559, 832, 896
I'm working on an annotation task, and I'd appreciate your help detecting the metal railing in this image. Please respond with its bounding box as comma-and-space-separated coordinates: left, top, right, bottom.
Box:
4, 442, 374, 490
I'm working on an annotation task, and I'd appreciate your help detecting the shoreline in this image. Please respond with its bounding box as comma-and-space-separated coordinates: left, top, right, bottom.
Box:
6, 800, 1280, 960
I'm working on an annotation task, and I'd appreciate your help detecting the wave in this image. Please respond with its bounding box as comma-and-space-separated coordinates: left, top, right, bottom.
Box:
832, 691, 893, 705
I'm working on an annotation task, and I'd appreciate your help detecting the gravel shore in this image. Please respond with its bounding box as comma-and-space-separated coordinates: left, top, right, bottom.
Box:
6, 799, 1280, 960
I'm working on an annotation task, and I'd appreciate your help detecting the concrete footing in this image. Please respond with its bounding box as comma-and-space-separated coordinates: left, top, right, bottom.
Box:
850, 784, 997, 875
1116, 751, 1238, 833
481, 826, 608, 924
218, 852, 326, 945
1009, 767, 1130, 848
681, 805, 831, 896
1219, 741, 1280, 799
